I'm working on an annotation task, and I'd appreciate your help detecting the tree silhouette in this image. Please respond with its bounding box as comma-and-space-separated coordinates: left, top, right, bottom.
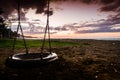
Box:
0, 9, 19, 39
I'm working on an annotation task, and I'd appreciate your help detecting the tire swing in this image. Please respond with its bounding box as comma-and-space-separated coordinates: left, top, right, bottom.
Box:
5, 0, 58, 68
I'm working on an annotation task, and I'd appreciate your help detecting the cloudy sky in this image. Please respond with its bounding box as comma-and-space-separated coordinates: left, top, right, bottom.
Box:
0, 0, 120, 39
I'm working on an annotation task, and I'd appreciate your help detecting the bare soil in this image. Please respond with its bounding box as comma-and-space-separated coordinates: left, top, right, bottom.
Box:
0, 39, 120, 80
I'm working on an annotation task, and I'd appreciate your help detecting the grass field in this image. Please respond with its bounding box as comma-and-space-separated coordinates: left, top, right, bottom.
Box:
0, 39, 80, 48
0, 39, 120, 80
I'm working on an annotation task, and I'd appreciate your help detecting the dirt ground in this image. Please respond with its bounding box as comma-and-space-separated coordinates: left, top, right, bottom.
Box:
0, 39, 120, 80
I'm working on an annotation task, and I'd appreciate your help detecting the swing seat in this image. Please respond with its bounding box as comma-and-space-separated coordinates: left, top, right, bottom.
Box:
5, 0, 58, 68
6, 52, 58, 68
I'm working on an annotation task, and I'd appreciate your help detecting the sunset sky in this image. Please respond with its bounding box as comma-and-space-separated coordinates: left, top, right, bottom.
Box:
0, 0, 120, 39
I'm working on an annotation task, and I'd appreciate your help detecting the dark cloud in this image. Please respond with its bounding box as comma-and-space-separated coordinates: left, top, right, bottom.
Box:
69, 0, 120, 12
79, 0, 95, 4
0, 0, 119, 19
0, 8, 4, 14
0, 0, 47, 18
100, 0, 114, 4
76, 26, 120, 33
77, 0, 120, 12
75, 13, 120, 33
100, 0, 120, 12
84, 14, 120, 28
52, 0, 120, 13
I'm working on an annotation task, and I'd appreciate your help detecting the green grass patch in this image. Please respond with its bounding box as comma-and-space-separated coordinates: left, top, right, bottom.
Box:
0, 39, 13, 48
0, 39, 79, 48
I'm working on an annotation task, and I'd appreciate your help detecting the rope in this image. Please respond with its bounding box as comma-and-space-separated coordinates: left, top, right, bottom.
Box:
11, 0, 28, 54
11, 0, 51, 55
41, 0, 51, 54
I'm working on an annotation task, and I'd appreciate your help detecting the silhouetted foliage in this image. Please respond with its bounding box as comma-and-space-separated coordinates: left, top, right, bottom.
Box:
0, 15, 19, 39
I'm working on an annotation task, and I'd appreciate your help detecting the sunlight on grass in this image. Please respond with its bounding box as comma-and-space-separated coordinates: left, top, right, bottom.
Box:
0, 39, 79, 48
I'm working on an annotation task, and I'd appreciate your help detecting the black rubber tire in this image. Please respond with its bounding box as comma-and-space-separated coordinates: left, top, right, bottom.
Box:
5, 52, 58, 68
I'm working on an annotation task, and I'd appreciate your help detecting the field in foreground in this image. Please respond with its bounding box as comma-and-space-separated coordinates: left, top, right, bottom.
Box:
0, 39, 120, 80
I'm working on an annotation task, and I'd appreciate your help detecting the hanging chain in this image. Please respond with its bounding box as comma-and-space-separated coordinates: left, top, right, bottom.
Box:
11, 0, 28, 54
41, 0, 51, 54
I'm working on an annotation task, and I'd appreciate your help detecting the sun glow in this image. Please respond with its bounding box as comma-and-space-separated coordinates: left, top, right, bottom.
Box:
8, 1, 120, 39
